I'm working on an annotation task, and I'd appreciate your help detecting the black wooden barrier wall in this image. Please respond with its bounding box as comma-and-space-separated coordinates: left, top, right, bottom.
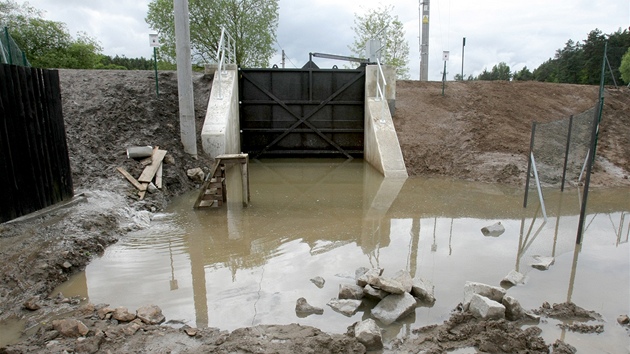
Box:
0, 64, 73, 223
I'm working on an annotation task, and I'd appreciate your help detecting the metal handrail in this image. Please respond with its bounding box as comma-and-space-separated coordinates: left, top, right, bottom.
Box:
375, 58, 387, 123
216, 27, 236, 99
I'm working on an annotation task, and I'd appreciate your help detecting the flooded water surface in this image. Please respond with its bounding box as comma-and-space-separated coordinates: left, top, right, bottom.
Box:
56, 159, 629, 352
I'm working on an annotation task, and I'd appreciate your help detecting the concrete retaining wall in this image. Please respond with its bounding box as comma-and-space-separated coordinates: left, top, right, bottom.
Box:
364, 65, 408, 178
201, 65, 240, 158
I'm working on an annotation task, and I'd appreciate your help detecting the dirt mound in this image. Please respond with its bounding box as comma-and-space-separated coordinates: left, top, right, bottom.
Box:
60, 69, 215, 209
394, 80, 630, 186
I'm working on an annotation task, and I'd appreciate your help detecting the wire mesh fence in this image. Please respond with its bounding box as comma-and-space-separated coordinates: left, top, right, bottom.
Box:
531, 105, 596, 187
0, 26, 30, 67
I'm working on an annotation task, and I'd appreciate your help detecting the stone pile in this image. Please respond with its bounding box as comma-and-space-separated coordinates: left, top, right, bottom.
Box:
463, 281, 538, 321
328, 267, 436, 326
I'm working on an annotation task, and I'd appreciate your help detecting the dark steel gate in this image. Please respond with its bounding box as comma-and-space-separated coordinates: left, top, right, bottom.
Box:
239, 67, 365, 158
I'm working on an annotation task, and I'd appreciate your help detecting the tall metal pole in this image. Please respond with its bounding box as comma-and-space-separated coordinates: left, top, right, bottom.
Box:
420, 0, 430, 81
461, 37, 466, 80
174, 0, 197, 157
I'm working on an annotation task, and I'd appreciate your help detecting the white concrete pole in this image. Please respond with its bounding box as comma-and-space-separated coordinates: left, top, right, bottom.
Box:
419, 0, 430, 81
174, 0, 197, 156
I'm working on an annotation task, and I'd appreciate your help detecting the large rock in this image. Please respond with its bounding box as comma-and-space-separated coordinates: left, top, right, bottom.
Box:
136, 305, 165, 324
327, 299, 362, 316
531, 256, 555, 270
186, 168, 204, 183
392, 270, 413, 293
356, 268, 382, 287
295, 297, 324, 315
363, 285, 389, 300
481, 221, 505, 237
372, 277, 406, 295
339, 284, 364, 300
353, 319, 383, 350
310, 276, 325, 288
52, 319, 89, 337
501, 270, 525, 286
371, 292, 417, 325
463, 281, 506, 306
113, 306, 136, 322
502, 295, 525, 321
97, 306, 114, 320
469, 294, 505, 320
411, 278, 435, 303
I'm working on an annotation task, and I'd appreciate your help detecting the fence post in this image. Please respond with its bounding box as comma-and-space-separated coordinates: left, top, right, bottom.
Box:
560, 115, 573, 192
523, 121, 536, 208
576, 101, 603, 244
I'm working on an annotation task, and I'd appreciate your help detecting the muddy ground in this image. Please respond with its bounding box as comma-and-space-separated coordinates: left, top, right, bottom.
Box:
1, 70, 629, 353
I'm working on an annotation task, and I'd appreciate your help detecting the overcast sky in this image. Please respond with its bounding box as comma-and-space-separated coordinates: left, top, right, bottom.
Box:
16, 0, 630, 80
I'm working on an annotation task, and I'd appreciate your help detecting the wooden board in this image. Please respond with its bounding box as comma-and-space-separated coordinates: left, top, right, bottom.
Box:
138, 149, 167, 183
155, 162, 163, 189
138, 182, 149, 200
117, 167, 144, 191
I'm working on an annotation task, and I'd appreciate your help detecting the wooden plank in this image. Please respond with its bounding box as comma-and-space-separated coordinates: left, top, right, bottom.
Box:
139, 156, 153, 166
138, 182, 149, 200
117, 167, 144, 190
155, 162, 163, 189
138, 149, 167, 183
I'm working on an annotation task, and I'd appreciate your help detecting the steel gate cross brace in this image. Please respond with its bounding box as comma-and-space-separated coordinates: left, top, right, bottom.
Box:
241, 70, 365, 159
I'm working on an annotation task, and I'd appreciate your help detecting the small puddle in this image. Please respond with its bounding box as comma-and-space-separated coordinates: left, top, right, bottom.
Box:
0, 319, 26, 348
53, 158, 629, 352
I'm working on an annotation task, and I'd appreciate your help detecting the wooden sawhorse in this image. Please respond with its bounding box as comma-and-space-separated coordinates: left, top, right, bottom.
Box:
193, 154, 250, 208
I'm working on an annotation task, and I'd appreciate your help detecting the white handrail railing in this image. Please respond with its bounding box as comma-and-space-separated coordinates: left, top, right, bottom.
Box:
215, 27, 236, 99
375, 58, 387, 123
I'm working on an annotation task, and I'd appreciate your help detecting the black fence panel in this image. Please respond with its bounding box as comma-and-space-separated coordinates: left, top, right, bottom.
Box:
0, 64, 73, 223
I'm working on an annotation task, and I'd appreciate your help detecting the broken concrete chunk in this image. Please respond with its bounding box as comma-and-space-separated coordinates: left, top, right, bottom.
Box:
531, 256, 555, 270
356, 268, 382, 287
355, 267, 369, 280
326, 299, 362, 316
392, 270, 413, 293
339, 284, 364, 300
186, 168, 204, 183
23, 297, 41, 311
371, 292, 417, 325
372, 276, 406, 295
97, 306, 114, 320
501, 270, 525, 286
353, 318, 383, 350
295, 297, 324, 315
617, 314, 629, 325
411, 278, 436, 304
363, 285, 389, 300
52, 319, 89, 337
136, 305, 165, 325
481, 221, 505, 237
113, 306, 136, 322
469, 294, 505, 320
502, 295, 525, 321
463, 281, 506, 306
310, 276, 325, 288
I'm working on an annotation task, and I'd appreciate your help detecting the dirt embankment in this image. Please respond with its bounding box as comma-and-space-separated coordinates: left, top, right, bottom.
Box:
1, 70, 629, 353
394, 80, 630, 186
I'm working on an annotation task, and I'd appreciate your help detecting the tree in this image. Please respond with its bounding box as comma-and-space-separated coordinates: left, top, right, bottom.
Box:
476, 62, 511, 80
145, 0, 279, 67
1, 0, 103, 68
349, 5, 410, 79
513, 66, 533, 81
621, 48, 630, 84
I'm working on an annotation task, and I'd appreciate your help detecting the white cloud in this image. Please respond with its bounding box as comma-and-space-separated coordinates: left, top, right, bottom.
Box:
14, 0, 630, 79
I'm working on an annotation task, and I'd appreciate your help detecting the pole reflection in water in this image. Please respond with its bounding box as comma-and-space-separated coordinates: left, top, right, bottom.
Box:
53, 159, 629, 352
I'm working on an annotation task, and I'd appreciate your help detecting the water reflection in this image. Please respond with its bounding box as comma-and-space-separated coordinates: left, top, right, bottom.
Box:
54, 159, 629, 352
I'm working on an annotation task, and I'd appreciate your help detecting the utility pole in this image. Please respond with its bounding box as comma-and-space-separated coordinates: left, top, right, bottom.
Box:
174, 0, 197, 157
419, 0, 430, 81
282, 50, 285, 68
461, 37, 466, 80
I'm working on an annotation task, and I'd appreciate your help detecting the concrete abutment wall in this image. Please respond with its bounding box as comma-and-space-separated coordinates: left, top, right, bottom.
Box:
200, 64, 408, 179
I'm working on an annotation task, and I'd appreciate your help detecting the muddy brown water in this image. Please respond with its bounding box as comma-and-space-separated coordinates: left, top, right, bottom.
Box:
48, 159, 630, 352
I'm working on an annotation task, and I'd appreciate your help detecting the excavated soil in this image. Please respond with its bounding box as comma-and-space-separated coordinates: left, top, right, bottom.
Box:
1, 70, 629, 353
